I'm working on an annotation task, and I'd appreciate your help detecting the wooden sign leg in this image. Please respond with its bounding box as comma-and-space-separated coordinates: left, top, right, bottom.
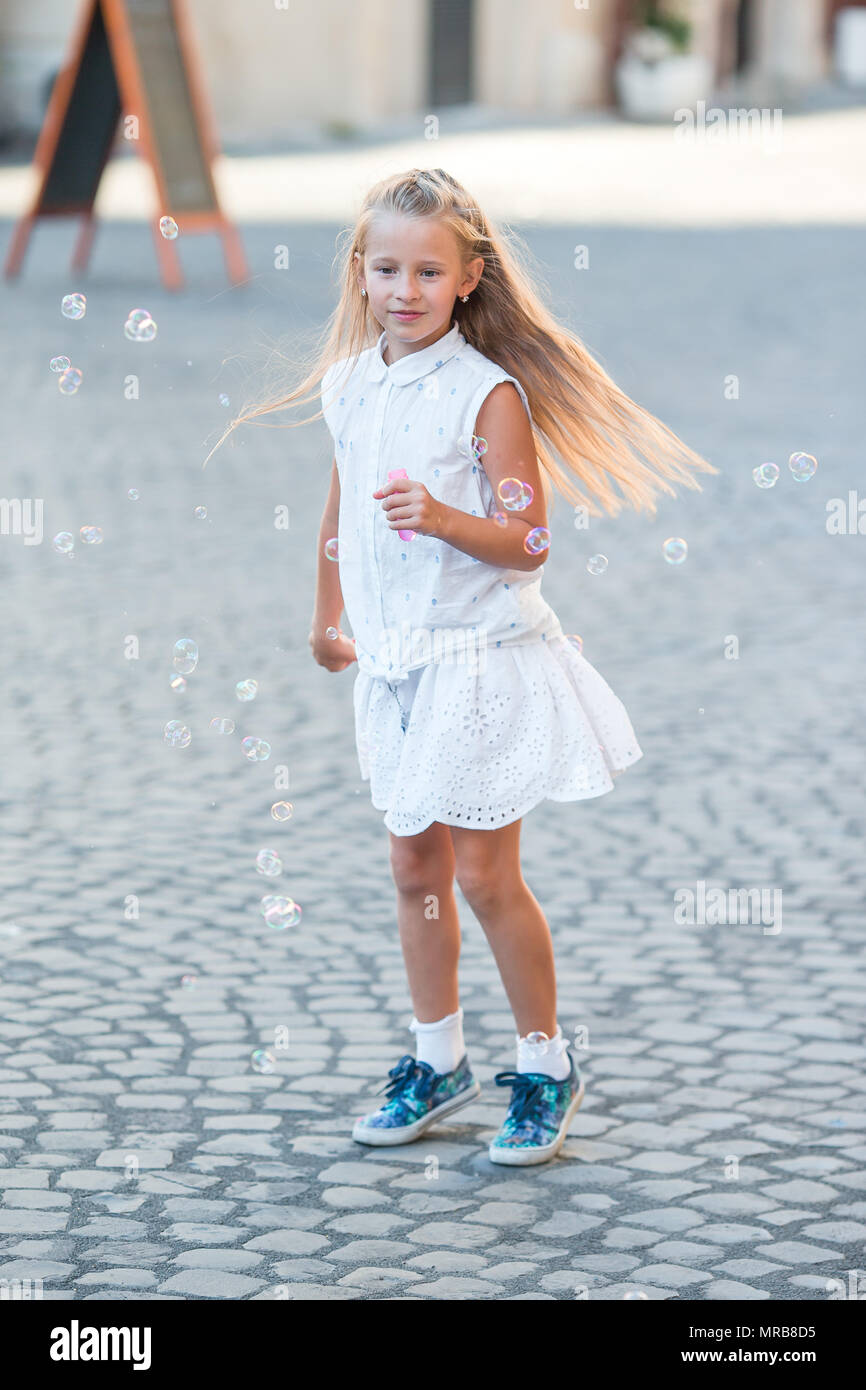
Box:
4, 215, 36, 279
71, 213, 98, 272
151, 219, 184, 291
219, 220, 250, 287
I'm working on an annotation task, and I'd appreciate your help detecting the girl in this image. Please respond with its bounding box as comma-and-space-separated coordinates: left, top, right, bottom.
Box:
222, 167, 716, 1166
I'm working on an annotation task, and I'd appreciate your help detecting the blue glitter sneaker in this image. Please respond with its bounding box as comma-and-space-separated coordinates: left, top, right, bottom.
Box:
488, 1051, 585, 1165
352, 1053, 480, 1146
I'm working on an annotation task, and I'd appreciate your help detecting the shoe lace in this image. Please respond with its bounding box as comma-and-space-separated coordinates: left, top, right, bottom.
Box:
378, 1054, 438, 1103
494, 1070, 546, 1124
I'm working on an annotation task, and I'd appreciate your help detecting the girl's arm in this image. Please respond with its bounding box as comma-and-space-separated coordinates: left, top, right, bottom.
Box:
312, 458, 344, 630
309, 460, 356, 671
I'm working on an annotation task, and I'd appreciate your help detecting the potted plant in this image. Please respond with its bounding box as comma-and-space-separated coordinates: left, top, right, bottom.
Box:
614, 1, 712, 121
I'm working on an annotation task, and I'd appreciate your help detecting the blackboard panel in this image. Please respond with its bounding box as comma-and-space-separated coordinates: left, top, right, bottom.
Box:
41, 1, 121, 213
125, 0, 216, 213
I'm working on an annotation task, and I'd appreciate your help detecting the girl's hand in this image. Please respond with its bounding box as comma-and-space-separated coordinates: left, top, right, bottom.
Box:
308, 626, 358, 672
372, 477, 445, 538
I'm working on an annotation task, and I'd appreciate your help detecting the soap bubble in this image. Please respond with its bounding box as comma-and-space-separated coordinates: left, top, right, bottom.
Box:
457, 434, 487, 460
525, 1030, 549, 1046
235, 679, 258, 701
788, 451, 817, 481
61, 293, 86, 320
127, 488, 140, 501
163, 720, 191, 748
497, 477, 533, 511
260, 895, 302, 929
662, 537, 688, 565
58, 367, 83, 395
193, 505, 207, 519
324, 537, 339, 561
52, 532, 75, 554
159, 215, 179, 240
753, 462, 779, 488
565, 634, 583, 654
271, 801, 294, 822
251, 1049, 276, 1074
170, 674, 187, 693
173, 639, 198, 675
50, 355, 71, 373
79, 526, 103, 545
256, 848, 283, 877
587, 554, 608, 575
325, 626, 338, 640
242, 737, 271, 761
218, 393, 230, 407
208, 717, 235, 734
124, 308, 157, 341
524, 526, 550, 556
493, 511, 508, 527
180, 973, 197, 989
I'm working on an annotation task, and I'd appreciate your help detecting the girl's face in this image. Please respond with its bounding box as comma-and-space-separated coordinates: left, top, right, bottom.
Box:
355, 211, 483, 353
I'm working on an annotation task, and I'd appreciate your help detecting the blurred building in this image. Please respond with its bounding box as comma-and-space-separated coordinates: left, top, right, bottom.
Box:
0, 0, 864, 148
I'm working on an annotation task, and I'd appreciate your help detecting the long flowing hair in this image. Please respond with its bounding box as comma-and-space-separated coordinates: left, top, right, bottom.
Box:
205, 166, 717, 518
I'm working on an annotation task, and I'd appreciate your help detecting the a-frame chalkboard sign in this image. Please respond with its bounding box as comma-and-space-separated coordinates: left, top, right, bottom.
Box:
4, 0, 249, 290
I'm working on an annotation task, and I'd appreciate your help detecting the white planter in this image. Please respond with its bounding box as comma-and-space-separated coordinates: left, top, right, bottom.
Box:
615, 52, 712, 122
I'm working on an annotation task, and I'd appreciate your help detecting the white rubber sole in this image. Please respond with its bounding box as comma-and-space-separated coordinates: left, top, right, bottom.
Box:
352, 1079, 482, 1146
488, 1076, 586, 1166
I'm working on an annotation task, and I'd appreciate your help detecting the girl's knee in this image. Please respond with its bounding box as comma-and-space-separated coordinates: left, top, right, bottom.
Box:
389, 825, 454, 897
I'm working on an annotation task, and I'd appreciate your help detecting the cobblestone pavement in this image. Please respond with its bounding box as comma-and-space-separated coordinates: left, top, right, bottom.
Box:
0, 213, 864, 1301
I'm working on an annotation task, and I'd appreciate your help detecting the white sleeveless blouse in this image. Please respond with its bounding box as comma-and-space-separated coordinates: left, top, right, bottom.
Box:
320, 319, 564, 682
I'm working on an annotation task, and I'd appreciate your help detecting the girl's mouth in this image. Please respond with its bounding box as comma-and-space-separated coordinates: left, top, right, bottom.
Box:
390, 311, 423, 320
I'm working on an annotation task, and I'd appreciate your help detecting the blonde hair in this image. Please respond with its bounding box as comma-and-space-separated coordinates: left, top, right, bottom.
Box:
205, 166, 717, 518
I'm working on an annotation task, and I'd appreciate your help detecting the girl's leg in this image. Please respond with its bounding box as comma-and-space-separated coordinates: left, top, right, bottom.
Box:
389, 820, 461, 1023
449, 819, 557, 1038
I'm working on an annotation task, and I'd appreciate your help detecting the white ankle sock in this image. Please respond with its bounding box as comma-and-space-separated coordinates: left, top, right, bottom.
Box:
516, 1024, 571, 1080
409, 1007, 465, 1075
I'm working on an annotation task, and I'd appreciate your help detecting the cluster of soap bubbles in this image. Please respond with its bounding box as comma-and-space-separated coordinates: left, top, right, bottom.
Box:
61, 293, 86, 320
497, 477, 534, 512
524, 526, 551, 556
54, 304, 86, 394
52, 526, 103, 557
124, 307, 158, 342
256, 848, 282, 877
241, 736, 270, 761
753, 453, 817, 488
159, 215, 179, 240
173, 638, 198, 675
260, 895, 301, 929
457, 434, 488, 461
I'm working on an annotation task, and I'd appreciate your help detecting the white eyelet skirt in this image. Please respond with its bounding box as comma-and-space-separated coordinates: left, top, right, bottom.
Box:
352, 634, 643, 837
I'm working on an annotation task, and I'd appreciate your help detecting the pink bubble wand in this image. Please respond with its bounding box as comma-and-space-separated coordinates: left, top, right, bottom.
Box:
387, 468, 416, 541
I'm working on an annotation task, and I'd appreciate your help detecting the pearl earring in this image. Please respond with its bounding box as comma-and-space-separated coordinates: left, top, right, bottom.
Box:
461, 295, 469, 302
360, 288, 366, 297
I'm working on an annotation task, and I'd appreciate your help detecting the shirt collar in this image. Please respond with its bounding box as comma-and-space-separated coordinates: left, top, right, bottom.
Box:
367, 319, 464, 385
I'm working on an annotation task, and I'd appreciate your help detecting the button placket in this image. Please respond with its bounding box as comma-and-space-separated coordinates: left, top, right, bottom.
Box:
370, 379, 393, 667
